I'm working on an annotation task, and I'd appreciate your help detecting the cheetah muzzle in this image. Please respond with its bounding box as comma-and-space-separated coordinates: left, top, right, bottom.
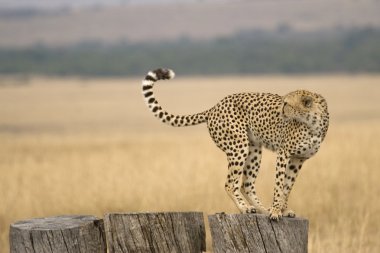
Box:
142, 68, 329, 220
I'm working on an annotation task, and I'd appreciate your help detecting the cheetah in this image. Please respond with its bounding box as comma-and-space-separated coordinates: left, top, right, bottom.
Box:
142, 68, 329, 220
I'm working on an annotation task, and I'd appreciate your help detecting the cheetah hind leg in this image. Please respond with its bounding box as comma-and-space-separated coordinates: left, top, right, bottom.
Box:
242, 145, 268, 215
217, 131, 256, 213
225, 165, 256, 214
242, 190, 268, 215
269, 151, 290, 220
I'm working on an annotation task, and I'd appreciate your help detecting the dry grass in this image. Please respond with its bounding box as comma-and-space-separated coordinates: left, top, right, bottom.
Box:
0, 75, 379, 252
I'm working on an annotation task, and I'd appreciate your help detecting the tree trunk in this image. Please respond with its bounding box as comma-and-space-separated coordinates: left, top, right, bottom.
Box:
105, 212, 206, 253
10, 215, 106, 253
208, 213, 308, 253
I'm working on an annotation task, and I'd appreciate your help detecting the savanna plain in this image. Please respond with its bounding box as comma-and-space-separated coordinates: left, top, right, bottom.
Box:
0, 75, 379, 252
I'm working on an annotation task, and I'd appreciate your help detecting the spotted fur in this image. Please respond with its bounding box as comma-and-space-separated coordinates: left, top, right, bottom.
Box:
142, 68, 329, 220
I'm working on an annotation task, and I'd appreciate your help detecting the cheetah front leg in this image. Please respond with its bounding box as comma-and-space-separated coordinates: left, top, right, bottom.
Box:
269, 151, 289, 220
281, 158, 304, 218
241, 144, 268, 214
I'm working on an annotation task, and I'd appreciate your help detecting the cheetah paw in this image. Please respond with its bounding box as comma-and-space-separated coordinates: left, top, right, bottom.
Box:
283, 209, 296, 218
242, 206, 256, 214
269, 207, 282, 221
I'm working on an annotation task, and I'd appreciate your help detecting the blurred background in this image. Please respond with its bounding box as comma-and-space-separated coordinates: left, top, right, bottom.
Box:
0, 0, 379, 252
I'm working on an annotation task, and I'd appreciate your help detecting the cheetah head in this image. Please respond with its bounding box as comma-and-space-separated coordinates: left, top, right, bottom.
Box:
282, 90, 329, 130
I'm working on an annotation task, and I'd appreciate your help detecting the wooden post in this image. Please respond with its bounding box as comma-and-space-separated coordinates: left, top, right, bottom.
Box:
10, 215, 106, 253
105, 212, 206, 253
208, 213, 308, 253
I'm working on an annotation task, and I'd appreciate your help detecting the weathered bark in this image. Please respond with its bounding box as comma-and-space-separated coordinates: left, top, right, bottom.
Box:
105, 212, 206, 253
10, 215, 106, 253
208, 213, 308, 253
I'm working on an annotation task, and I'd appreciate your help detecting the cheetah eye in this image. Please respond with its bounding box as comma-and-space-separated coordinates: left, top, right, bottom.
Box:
302, 97, 313, 108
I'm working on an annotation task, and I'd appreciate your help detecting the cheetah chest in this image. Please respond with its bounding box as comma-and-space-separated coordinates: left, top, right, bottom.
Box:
290, 135, 322, 158
247, 129, 281, 152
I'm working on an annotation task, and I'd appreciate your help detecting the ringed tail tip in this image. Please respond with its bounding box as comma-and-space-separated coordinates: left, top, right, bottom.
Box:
145, 68, 175, 82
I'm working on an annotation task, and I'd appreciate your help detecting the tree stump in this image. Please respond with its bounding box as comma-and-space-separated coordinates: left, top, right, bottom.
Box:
10, 215, 106, 253
208, 213, 308, 253
105, 212, 206, 253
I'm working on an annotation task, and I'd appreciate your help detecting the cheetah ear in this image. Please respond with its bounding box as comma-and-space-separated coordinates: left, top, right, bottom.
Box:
301, 96, 313, 108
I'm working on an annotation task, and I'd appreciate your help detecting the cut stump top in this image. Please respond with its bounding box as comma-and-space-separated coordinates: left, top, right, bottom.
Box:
11, 215, 101, 230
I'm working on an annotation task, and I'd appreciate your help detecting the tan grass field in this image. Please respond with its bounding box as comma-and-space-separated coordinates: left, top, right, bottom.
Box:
0, 75, 379, 252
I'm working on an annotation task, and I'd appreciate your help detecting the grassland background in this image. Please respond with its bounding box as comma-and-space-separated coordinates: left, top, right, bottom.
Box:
0, 75, 379, 252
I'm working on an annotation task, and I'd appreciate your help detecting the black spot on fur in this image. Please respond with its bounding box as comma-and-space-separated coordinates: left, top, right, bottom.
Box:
145, 75, 156, 82
144, 91, 153, 98
142, 85, 153, 91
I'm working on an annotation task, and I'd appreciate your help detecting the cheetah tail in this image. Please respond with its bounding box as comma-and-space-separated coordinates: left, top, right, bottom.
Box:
142, 68, 210, 127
